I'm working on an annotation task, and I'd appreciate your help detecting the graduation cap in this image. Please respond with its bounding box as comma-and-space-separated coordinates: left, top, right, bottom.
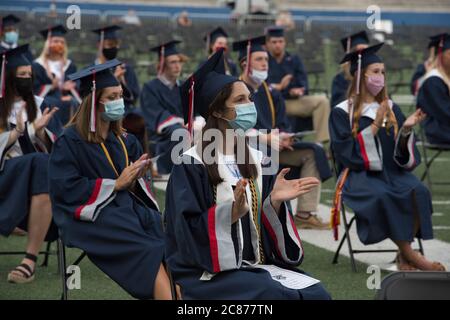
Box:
180, 49, 238, 135
0, 44, 31, 98
204, 27, 228, 52
340, 42, 384, 95
150, 40, 181, 76
265, 26, 284, 38
232, 35, 266, 75
1, 14, 21, 30
340, 31, 369, 53
92, 25, 122, 41
68, 59, 121, 132
39, 25, 67, 39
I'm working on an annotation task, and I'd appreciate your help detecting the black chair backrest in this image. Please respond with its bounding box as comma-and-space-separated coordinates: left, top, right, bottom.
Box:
376, 271, 450, 300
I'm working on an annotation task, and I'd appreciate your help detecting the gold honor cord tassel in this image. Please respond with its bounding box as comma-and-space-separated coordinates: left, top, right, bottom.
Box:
100, 135, 129, 177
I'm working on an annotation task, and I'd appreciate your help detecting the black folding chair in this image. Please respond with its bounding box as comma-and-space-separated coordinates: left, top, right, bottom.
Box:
330, 150, 424, 272
418, 128, 450, 193
376, 271, 450, 300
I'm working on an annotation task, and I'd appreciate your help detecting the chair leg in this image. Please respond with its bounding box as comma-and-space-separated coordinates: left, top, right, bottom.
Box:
332, 231, 347, 264
57, 239, 68, 300
342, 209, 357, 272
40, 241, 52, 267
417, 238, 425, 256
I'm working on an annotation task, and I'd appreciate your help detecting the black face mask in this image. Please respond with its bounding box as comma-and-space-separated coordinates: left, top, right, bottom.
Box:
102, 47, 119, 60
15, 77, 33, 97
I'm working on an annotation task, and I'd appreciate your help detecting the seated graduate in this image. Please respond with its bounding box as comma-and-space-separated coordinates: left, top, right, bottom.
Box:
329, 43, 445, 271
140, 40, 189, 175
48, 60, 172, 300
265, 26, 330, 144
201, 27, 238, 77
331, 31, 369, 108
0, 45, 58, 284
165, 50, 331, 300
410, 34, 441, 96
417, 33, 450, 145
232, 35, 332, 230
32, 25, 80, 127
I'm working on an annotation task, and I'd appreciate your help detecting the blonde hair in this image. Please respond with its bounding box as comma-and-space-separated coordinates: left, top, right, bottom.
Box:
428, 47, 450, 92
38, 36, 69, 79
67, 90, 124, 144
347, 66, 398, 138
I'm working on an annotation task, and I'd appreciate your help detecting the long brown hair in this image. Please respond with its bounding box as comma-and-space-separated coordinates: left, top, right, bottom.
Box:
347, 66, 398, 137
67, 89, 124, 143
197, 81, 258, 186
0, 68, 37, 131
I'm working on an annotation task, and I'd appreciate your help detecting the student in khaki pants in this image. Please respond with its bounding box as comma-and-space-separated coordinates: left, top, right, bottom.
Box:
265, 26, 330, 144
233, 35, 330, 229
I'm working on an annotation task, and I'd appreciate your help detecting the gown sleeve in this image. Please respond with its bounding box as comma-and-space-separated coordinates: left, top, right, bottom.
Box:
49, 135, 117, 222
392, 104, 421, 171
165, 159, 239, 274
0, 131, 13, 171
329, 107, 383, 171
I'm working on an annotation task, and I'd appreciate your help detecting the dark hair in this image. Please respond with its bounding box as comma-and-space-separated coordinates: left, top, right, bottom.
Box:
0, 67, 37, 131
197, 81, 258, 186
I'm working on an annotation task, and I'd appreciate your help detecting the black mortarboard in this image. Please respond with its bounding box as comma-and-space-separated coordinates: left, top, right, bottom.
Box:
232, 35, 266, 62
68, 59, 121, 132
180, 49, 238, 134
92, 25, 122, 41
2, 14, 21, 29
429, 33, 450, 51
340, 43, 384, 94
340, 31, 369, 53
39, 25, 67, 39
265, 26, 284, 38
0, 44, 31, 98
150, 40, 181, 75
204, 27, 228, 44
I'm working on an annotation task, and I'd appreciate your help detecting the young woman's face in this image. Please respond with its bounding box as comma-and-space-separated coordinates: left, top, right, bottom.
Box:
16, 65, 32, 78
365, 63, 385, 77
212, 37, 228, 52
222, 81, 252, 120
441, 49, 450, 72
98, 85, 123, 111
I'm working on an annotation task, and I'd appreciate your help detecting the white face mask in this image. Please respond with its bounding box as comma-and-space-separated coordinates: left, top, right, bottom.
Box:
250, 69, 268, 85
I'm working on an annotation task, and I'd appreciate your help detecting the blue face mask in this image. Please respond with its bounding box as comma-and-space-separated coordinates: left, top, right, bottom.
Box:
101, 98, 125, 121
4, 31, 19, 45
227, 102, 257, 133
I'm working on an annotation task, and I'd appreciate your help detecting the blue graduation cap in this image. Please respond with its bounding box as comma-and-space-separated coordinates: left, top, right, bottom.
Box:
0, 44, 31, 98
1, 14, 21, 29
39, 25, 67, 39
150, 40, 181, 75
340, 42, 384, 94
232, 35, 266, 62
340, 31, 369, 53
92, 25, 122, 41
265, 26, 284, 38
232, 35, 266, 75
68, 59, 121, 132
180, 49, 238, 134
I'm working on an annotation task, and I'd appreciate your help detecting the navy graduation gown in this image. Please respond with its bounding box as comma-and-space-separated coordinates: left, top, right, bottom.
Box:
267, 52, 309, 99
32, 58, 80, 127
140, 78, 188, 174
331, 72, 350, 108
252, 82, 332, 181
48, 126, 165, 299
330, 99, 433, 245
0, 98, 56, 237
164, 146, 330, 300
416, 70, 450, 145
410, 63, 426, 95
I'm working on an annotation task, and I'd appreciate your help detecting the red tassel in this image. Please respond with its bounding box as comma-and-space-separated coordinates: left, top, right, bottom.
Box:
438, 36, 444, 67
90, 71, 96, 132
245, 40, 251, 77
158, 46, 165, 76
346, 37, 351, 53
187, 76, 195, 137
0, 53, 6, 99
356, 51, 362, 95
